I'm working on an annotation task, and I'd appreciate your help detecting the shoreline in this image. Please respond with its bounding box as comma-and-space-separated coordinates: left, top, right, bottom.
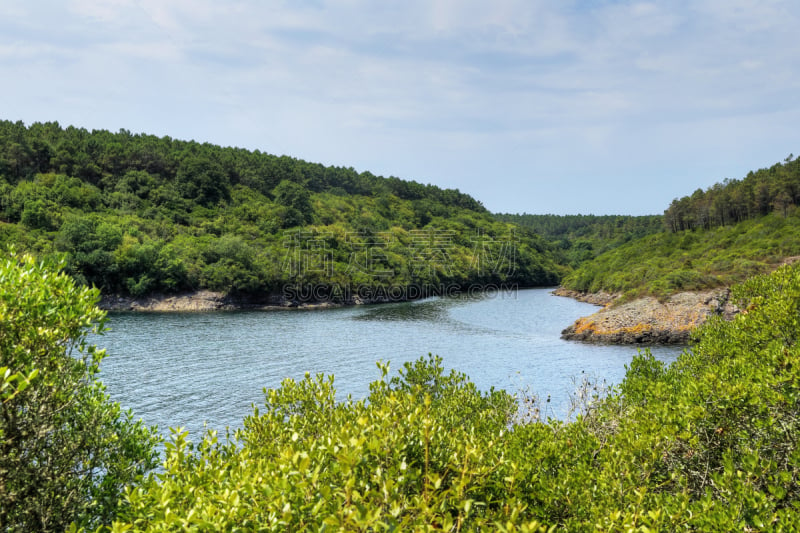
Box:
550, 287, 618, 307
553, 257, 800, 344
554, 288, 739, 345
99, 290, 390, 312
100, 286, 740, 346
98, 283, 525, 312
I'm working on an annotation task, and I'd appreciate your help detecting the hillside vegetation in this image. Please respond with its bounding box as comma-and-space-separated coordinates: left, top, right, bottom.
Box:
0, 120, 562, 299
562, 156, 800, 300
494, 213, 663, 267
561, 212, 800, 300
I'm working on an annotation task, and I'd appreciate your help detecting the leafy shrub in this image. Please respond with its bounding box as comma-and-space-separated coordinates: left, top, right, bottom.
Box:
112, 356, 546, 531
0, 251, 159, 532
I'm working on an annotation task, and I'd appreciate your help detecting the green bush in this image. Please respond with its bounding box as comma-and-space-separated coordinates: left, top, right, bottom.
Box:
112, 356, 545, 531
0, 251, 160, 532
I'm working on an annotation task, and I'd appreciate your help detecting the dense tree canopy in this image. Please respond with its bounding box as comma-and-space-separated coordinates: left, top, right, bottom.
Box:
494, 213, 663, 267
555, 155, 800, 300
0, 120, 562, 298
560, 212, 800, 299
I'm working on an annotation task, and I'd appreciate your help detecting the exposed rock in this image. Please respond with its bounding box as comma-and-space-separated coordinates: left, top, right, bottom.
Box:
99, 290, 308, 312
100, 291, 233, 312
551, 287, 618, 306
560, 288, 739, 345
99, 289, 392, 312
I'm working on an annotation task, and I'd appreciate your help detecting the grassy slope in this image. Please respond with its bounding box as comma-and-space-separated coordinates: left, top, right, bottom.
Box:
561, 211, 800, 300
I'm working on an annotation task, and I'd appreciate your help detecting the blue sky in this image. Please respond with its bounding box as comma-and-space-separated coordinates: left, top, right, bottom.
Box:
2, 1, 799, 215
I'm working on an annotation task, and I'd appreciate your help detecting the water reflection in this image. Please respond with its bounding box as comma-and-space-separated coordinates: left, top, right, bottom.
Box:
353, 297, 454, 323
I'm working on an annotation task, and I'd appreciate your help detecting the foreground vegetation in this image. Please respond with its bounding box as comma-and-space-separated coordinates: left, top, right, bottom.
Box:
103, 268, 798, 531
5, 251, 799, 530
113, 262, 800, 530
0, 252, 159, 532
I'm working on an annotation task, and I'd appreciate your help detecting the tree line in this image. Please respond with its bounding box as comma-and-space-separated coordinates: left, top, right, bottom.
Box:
494, 213, 663, 267
0, 120, 484, 213
664, 155, 800, 232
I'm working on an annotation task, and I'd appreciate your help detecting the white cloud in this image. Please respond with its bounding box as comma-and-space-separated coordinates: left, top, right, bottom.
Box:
1, 0, 799, 214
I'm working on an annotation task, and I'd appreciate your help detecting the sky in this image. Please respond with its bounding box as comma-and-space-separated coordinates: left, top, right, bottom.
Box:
2, 1, 799, 215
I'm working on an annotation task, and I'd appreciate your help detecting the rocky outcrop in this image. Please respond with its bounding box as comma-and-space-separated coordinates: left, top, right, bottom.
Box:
101, 291, 232, 312
551, 288, 618, 306
99, 289, 386, 312
559, 289, 739, 344
99, 291, 339, 312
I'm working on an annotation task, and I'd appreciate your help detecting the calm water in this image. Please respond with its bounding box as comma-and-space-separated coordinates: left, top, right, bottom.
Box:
97, 288, 683, 442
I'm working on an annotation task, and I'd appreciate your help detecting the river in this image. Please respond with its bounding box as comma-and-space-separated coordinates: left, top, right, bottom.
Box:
97, 288, 683, 442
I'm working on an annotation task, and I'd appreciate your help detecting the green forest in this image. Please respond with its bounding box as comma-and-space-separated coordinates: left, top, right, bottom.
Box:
4, 120, 798, 305
0, 120, 561, 302
663, 155, 800, 232
494, 213, 663, 267
561, 213, 800, 300
559, 156, 800, 301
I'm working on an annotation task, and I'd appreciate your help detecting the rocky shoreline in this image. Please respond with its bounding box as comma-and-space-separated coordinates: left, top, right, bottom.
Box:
100, 286, 741, 346
99, 290, 406, 312
550, 288, 618, 306
100, 291, 287, 312
555, 288, 739, 345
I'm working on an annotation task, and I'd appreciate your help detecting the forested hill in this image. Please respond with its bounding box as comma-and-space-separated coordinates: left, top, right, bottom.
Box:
494, 213, 662, 267
664, 154, 800, 231
493, 214, 662, 240
0, 120, 484, 212
0, 120, 562, 299
561, 155, 800, 300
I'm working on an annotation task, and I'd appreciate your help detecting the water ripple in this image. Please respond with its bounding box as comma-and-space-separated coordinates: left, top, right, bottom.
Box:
97, 289, 682, 443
